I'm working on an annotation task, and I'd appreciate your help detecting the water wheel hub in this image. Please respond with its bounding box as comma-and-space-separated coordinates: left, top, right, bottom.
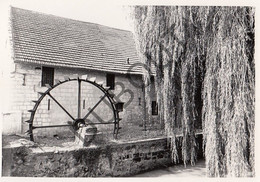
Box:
73, 118, 86, 131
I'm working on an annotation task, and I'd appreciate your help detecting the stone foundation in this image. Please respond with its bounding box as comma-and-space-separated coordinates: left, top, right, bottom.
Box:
2, 134, 203, 177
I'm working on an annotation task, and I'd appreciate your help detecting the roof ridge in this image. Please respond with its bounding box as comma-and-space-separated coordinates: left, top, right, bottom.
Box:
10, 6, 133, 33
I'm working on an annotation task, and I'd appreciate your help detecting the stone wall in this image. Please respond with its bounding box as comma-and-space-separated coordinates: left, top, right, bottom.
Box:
6, 62, 150, 136
2, 134, 203, 177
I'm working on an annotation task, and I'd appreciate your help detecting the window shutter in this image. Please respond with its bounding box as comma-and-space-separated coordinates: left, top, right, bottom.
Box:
106, 73, 115, 90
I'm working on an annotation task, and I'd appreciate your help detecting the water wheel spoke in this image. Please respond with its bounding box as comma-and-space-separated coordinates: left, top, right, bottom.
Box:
47, 93, 75, 121
77, 79, 81, 118
83, 94, 107, 120
33, 124, 71, 129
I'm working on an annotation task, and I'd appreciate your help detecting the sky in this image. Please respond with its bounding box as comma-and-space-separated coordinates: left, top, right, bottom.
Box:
0, 0, 134, 32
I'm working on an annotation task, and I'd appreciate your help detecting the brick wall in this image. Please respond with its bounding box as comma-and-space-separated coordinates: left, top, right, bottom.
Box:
7, 62, 148, 136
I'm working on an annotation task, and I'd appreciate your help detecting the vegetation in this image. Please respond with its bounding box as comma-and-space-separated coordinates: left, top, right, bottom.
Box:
131, 6, 255, 177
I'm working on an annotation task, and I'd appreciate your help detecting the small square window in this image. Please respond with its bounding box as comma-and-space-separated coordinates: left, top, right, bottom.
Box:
41, 67, 54, 87
106, 73, 115, 90
152, 101, 158, 115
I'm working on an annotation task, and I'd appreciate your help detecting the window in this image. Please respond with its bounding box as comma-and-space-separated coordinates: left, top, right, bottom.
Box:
106, 73, 115, 90
150, 75, 154, 82
152, 101, 158, 115
41, 67, 54, 87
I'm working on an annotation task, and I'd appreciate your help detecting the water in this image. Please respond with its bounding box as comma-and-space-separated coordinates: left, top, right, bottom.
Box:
133, 159, 206, 177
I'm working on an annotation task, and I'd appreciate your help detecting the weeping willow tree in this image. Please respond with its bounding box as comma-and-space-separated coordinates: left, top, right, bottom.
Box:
131, 6, 255, 177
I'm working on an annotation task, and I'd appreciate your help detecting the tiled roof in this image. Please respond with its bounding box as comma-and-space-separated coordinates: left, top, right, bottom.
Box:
10, 7, 143, 75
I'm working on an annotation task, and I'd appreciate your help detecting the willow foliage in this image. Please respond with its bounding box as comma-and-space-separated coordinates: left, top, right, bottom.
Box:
132, 6, 254, 177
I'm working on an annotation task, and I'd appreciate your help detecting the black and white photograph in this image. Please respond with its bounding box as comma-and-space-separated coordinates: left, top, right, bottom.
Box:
0, 0, 257, 179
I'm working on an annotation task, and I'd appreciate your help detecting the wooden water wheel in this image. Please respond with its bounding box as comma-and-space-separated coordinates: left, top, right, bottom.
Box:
25, 75, 123, 142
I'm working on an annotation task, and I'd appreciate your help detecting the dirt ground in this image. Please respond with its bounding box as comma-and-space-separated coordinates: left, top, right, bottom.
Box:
2, 125, 202, 148
2, 129, 165, 148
